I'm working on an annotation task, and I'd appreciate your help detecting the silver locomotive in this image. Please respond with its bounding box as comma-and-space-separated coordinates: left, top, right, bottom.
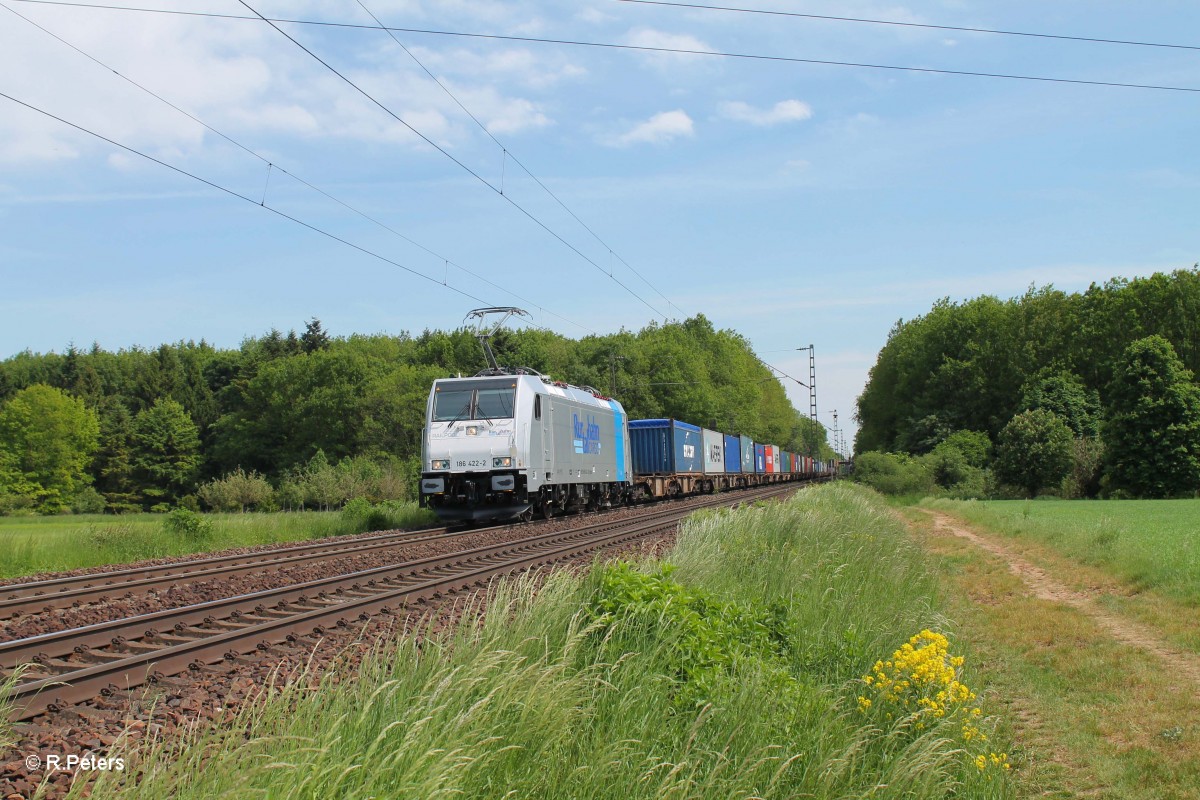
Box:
419, 372, 632, 522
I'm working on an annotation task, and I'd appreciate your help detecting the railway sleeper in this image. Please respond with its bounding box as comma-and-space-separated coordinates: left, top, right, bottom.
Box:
55, 706, 113, 725
224, 653, 262, 666
145, 633, 198, 646
76, 650, 132, 665
111, 639, 164, 654
207, 619, 255, 631
253, 608, 297, 620
30, 656, 76, 674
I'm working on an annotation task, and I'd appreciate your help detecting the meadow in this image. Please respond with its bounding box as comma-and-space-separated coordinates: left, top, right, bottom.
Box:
78, 483, 1015, 799
922, 498, 1200, 604
0, 502, 437, 580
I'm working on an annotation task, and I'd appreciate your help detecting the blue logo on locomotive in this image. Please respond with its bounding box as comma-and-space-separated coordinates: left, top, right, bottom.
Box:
572, 413, 602, 455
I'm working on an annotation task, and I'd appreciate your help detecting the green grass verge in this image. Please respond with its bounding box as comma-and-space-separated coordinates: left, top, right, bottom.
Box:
0, 666, 20, 755
922, 497, 1200, 603
79, 483, 1014, 799
0, 503, 437, 580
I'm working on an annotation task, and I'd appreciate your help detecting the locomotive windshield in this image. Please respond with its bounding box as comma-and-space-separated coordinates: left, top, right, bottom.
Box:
432, 380, 517, 421
432, 389, 473, 422
475, 388, 515, 419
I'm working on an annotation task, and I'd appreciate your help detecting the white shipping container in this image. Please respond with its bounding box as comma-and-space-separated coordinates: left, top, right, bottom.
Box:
702, 428, 725, 475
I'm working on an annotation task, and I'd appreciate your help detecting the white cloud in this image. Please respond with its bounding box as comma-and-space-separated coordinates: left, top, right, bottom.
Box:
719, 99, 813, 126
624, 27, 716, 65
0, 2, 562, 165
577, 8, 616, 25
607, 110, 695, 147
484, 98, 552, 135
405, 46, 586, 90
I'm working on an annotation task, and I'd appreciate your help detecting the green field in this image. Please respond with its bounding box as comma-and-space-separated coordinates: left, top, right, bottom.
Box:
923, 498, 1200, 604
0, 503, 437, 579
78, 483, 1014, 800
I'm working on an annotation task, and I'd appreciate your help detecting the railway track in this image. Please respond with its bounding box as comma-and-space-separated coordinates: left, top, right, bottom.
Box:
0, 524, 454, 618
3, 483, 799, 721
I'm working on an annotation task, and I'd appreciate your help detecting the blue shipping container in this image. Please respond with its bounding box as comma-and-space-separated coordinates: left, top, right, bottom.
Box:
754, 443, 766, 473
723, 434, 741, 473
628, 419, 704, 474
739, 435, 754, 473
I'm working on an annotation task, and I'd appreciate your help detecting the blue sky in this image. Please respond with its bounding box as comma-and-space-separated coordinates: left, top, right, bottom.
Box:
2, 0, 1198, 450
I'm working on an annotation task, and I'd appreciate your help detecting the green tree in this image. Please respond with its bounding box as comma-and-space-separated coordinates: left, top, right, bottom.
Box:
132, 398, 201, 509
939, 430, 992, 469
1019, 371, 1101, 437
1104, 336, 1200, 498
92, 398, 140, 512
301, 318, 331, 354
994, 410, 1074, 497
0, 384, 100, 512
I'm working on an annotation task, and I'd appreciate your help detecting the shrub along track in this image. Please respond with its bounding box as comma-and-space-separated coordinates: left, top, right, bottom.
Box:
1, 483, 806, 799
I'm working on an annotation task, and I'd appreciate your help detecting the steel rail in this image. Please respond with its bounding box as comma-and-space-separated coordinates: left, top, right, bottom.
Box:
0, 485, 791, 670
0, 525, 455, 614
5, 484, 799, 720
0, 478, 812, 618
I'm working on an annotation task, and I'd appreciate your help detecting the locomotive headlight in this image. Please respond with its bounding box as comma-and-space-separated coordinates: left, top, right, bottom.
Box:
493, 457, 512, 468
431, 459, 450, 470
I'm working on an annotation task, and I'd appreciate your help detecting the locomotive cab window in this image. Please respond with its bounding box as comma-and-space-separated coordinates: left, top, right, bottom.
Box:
475, 388, 515, 420
432, 383, 517, 421
432, 389, 473, 422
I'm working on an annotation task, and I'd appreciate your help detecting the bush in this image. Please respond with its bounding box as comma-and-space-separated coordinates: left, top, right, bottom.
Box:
0, 491, 36, 516
69, 486, 107, 514
852, 451, 935, 496
162, 508, 212, 540
994, 409, 1073, 497
921, 435, 994, 499
199, 468, 274, 512
1062, 437, 1104, 499
340, 498, 430, 534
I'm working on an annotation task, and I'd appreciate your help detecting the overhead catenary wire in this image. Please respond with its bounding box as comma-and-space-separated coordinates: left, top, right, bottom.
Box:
616, 0, 1200, 53
0, 90, 511, 310
353, 0, 684, 320
234, 0, 672, 322
0, 0, 596, 337
9, 0, 1200, 94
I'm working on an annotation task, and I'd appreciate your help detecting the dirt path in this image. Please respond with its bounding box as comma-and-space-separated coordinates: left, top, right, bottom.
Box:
926, 510, 1200, 689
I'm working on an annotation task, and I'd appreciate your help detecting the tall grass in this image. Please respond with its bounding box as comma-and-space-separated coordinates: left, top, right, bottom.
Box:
79, 484, 1013, 799
924, 497, 1200, 602
0, 503, 437, 580
0, 666, 21, 754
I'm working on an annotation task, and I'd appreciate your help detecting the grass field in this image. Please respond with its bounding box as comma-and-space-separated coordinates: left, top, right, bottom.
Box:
922, 498, 1200, 604
76, 483, 1015, 799
0, 503, 437, 579
909, 503, 1200, 799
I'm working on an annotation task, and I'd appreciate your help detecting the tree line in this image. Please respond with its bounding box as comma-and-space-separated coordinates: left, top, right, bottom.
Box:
0, 316, 834, 514
854, 268, 1200, 498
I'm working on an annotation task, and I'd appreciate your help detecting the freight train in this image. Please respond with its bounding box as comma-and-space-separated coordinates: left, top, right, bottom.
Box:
419, 372, 833, 523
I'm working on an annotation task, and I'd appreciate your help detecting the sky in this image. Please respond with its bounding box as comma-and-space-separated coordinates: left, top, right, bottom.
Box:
2, 0, 1198, 452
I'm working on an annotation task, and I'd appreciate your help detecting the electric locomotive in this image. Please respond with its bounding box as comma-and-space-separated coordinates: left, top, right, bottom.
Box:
419, 372, 632, 523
